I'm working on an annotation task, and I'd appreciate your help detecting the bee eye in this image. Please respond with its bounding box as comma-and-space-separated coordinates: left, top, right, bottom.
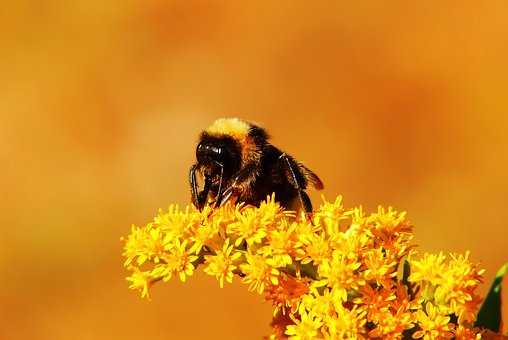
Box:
196, 142, 225, 164
197, 142, 206, 153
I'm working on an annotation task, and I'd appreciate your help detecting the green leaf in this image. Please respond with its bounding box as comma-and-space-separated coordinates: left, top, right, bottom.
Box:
401, 259, 411, 286
475, 262, 508, 332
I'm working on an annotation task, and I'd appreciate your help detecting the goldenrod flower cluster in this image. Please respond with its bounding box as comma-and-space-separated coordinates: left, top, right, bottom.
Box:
123, 195, 488, 339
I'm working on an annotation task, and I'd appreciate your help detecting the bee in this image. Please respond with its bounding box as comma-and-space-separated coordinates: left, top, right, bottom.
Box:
189, 118, 324, 212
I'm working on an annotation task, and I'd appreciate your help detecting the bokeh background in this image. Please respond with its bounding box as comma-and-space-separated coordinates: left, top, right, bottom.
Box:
1, 1, 508, 339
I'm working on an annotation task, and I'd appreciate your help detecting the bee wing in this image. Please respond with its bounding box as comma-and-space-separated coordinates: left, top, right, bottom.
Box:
299, 164, 324, 190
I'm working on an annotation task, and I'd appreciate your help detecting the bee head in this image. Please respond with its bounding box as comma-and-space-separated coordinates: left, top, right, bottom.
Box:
197, 118, 268, 179
196, 134, 242, 178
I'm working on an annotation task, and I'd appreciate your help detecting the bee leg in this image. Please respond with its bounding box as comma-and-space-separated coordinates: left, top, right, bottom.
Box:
279, 153, 313, 214
219, 182, 243, 207
300, 190, 313, 214
218, 163, 257, 207
219, 186, 234, 207
212, 161, 224, 208
197, 175, 212, 210
189, 164, 200, 208
189, 164, 212, 210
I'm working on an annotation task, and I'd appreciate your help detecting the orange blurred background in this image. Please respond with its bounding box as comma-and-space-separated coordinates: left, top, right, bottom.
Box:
1, 1, 507, 339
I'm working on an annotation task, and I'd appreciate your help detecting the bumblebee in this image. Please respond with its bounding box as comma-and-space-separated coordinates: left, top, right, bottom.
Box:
189, 118, 324, 212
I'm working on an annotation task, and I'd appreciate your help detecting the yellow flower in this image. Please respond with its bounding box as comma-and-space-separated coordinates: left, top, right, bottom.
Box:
296, 232, 331, 266
412, 302, 454, 339
228, 207, 269, 247
285, 310, 323, 340
126, 268, 152, 299
299, 287, 344, 318
313, 196, 348, 236
240, 252, 280, 294
162, 239, 198, 282
122, 224, 175, 267
316, 250, 364, 300
265, 274, 309, 315
122, 194, 489, 339
408, 252, 485, 324
438, 252, 484, 323
408, 252, 447, 286
366, 207, 413, 259
361, 248, 398, 288
203, 239, 241, 288
354, 284, 395, 321
154, 204, 203, 238
322, 304, 367, 339
256, 193, 290, 222
367, 206, 410, 236
122, 225, 148, 266
188, 223, 218, 254
259, 221, 300, 267
367, 308, 413, 339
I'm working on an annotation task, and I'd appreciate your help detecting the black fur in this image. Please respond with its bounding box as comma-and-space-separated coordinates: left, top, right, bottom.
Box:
240, 144, 311, 210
